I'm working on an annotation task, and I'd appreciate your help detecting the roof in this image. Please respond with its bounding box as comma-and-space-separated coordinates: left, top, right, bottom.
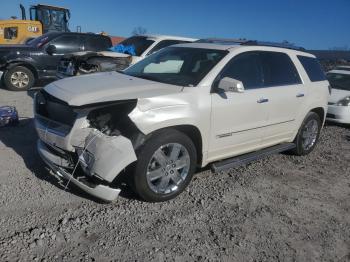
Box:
173, 42, 314, 57
139, 34, 197, 42
34, 4, 69, 11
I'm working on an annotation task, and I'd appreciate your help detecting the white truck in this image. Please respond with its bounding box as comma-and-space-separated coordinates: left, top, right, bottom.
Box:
35, 39, 329, 202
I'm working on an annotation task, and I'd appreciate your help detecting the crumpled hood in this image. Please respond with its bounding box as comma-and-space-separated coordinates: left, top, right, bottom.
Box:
329, 88, 350, 103
44, 71, 183, 106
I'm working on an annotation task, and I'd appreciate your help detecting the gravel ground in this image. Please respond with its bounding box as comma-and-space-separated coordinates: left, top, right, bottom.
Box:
0, 86, 349, 262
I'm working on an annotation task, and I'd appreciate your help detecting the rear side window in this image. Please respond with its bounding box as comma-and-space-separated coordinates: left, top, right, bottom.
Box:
260, 51, 302, 87
297, 55, 326, 82
84, 35, 112, 51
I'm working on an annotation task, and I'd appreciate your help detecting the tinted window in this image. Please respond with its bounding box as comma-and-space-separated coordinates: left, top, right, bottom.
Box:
49, 35, 82, 54
327, 73, 350, 91
298, 55, 326, 82
84, 35, 112, 51
147, 40, 191, 55
260, 52, 302, 87
217, 52, 263, 89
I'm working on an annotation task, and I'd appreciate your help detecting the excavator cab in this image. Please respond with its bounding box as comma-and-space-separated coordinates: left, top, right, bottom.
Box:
29, 4, 70, 33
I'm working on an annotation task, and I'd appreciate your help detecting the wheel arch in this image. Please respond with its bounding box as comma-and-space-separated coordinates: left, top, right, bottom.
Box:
6, 62, 38, 80
310, 107, 326, 124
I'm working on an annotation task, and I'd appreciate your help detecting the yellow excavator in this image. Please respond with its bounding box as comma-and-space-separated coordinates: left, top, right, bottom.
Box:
0, 4, 70, 45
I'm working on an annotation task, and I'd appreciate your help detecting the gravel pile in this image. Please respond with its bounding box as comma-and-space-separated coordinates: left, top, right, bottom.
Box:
0, 87, 349, 261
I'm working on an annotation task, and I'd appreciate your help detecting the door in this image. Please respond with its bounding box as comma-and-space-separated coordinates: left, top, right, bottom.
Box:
208, 52, 270, 161
257, 51, 305, 146
43, 34, 83, 72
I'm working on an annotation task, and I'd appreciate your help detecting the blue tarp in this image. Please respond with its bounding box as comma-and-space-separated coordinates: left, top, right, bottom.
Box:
109, 44, 136, 56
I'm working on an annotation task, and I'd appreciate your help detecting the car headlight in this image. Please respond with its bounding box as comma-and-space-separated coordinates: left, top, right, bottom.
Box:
336, 96, 350, 106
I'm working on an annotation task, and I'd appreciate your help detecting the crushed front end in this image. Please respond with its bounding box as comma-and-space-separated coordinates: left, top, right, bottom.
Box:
57, 52, 132, 79
34, 90, 139, 201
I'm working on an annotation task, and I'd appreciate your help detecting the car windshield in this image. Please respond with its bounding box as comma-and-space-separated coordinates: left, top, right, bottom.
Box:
327, 73, 350, 91
118, 36, 155, 56
28, 33, 56, 47
123, 47, 228, 86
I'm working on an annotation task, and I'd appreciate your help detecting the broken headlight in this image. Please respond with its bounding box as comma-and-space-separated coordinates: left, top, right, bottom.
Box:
86, 100, 137, 136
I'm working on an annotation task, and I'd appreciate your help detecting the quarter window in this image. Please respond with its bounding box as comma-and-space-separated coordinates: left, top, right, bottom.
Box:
297, 55, 326, 82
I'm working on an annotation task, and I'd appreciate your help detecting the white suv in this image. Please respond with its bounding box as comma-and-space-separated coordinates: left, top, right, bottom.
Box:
35, 39, 329, 202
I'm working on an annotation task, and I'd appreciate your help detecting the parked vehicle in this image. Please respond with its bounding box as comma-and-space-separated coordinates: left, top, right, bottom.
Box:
0, 4, 70, 45
326, 68, 350, 124
0, 32, 112, 91
35, 39, 329, 202
57, 34, 197, 78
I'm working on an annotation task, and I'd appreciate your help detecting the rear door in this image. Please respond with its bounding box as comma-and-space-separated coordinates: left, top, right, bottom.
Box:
257, 51, 304, 146
209, 51, 270, 161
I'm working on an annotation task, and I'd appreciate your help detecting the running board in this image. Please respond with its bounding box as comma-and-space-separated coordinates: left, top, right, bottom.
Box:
211, 143, 295, 173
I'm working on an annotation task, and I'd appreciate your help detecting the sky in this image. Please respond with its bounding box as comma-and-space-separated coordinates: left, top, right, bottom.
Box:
0, 0, 349, 50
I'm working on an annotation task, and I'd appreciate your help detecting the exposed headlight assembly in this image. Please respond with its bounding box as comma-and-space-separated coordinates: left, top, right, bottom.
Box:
336, 96, 350, 106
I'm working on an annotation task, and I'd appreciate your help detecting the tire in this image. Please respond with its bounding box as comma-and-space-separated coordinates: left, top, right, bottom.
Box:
292, 112, 321, 156
4, 66, 35, 91
132, 129, 197, 202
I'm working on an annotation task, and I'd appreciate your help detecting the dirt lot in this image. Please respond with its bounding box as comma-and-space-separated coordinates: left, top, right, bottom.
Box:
0, 86, 349, 262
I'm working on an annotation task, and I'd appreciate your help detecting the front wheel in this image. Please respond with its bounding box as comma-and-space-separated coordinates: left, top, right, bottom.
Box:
132, 129, 197, 202
4, 66, 35, 91
292, 112, 321, 155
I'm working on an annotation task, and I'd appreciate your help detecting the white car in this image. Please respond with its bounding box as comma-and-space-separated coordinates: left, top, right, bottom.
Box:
35, 39, 329, 202
326, 67, 350, 123
57, 34, 197, 77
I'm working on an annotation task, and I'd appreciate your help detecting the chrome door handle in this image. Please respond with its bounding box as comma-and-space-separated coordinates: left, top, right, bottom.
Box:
257, 98, 269, 103
296, 93, 305, 98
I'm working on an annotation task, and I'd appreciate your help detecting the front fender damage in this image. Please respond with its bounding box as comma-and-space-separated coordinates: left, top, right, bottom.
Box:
78, 129, 137, 183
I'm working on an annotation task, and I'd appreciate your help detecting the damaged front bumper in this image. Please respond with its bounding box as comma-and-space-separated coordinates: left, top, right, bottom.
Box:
38, 140, 121, 201
35, 116, 137, 201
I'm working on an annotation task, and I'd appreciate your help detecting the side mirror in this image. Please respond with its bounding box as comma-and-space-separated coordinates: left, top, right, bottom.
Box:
217, 77, 244, 93
46, 45, 57, 55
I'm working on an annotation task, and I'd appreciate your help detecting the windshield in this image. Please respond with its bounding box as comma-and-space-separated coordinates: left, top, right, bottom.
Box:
28, 33, 56, 47
327, 73, 350, 91
117, 36, 155, 56
123, 47, 228, 86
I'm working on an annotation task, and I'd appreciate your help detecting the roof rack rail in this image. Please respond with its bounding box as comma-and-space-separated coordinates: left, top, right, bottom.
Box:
195, 38, 249, 45
196, 38, 305, 51
242, 40, 305, 51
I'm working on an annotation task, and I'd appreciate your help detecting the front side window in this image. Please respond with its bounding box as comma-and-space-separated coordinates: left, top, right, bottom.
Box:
216, 52, 263, 89
327, 73, 350, 91
124, 47, 228, 86
298, 55, 326, 82
260, 51, 302, 87
49, 35, 81, 53
4, 27, 18, 40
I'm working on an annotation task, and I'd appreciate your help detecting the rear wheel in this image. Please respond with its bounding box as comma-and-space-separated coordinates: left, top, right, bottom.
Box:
133, 129, 197, 202
4, 66, 35, 91
292, 112, 321, 155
